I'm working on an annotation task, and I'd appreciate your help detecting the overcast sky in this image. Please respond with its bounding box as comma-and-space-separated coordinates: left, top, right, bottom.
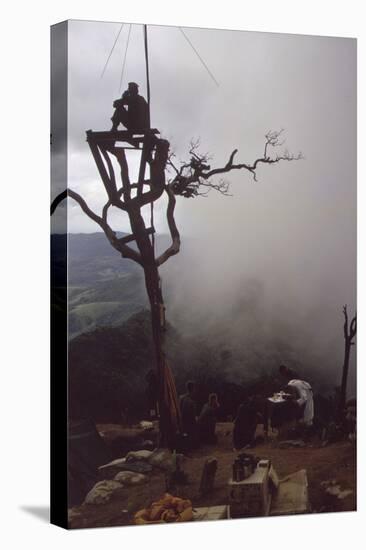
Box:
56, 20, 356, 238
52, 20, 356, 382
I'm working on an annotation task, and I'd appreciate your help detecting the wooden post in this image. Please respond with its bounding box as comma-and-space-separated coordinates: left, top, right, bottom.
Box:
199, 458, 218, 496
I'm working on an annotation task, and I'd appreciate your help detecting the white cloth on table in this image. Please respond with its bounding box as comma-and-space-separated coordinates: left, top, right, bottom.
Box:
287, 379, 314, 425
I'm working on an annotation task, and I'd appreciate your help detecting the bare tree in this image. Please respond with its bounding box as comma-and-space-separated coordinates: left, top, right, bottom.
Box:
51, 128, 301, 445
339, 304, 357, 414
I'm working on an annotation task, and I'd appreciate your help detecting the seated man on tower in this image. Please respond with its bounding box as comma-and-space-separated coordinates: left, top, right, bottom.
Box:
111, 82, 150, 132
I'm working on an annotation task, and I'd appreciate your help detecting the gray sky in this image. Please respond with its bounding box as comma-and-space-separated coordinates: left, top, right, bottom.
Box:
54, 20, 357, 385
61, 20, 356, 238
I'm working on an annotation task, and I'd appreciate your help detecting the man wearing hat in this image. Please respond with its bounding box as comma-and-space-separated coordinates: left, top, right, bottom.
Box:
111, 82, 150, 132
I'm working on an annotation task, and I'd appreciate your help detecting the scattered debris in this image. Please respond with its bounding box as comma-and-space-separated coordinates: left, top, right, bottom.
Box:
99, 457, 126, 468
320, 479, 337, 487
193, 505, 227, 521
134, 493, 193, 524
141, 439, 155, 450
326, 487, 353, 500
66, 417, 357, 529
278, 440, 306, 449
114, 471, 149, 486
139, 420, 154, 430
99, 455, 153, 478
84, 480, 124, 505
68, 508, 82, 522
98, 457, 127, 478
321, 479, 353, 500
118, 462, 153, 474
148, 448, 175, 470
126, 449, 153, 462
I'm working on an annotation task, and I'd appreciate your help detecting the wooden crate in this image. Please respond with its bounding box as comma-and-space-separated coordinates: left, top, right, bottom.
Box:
228, 465, 271, 518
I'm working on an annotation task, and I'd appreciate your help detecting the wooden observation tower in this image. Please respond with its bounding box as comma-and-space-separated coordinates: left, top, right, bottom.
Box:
85, 25, 181, 447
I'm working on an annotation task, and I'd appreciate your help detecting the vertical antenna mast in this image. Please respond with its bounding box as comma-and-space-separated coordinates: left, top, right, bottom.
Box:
144, 24, 151, 128
143, 24, 155, 250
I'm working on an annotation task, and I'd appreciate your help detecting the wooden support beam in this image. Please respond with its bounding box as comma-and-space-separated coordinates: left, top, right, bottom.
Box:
137, 137, 149, 199
87, 139, 116, 201
86, 129, 159, 143
113, 146, 142, 150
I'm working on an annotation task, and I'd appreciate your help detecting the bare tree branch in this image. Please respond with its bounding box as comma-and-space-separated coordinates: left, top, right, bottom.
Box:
156, 186, 181, 266
339, 304, 357, 413
112, 146, 132, 202
50, 190, 67, 215
52, 130, 301, 269
343, 304, 349, 339
343, 304, 357, 344
102, 199, 112, 224
169, 130, 303, 197
51, 188, 143, 265
350, 314, 357, 342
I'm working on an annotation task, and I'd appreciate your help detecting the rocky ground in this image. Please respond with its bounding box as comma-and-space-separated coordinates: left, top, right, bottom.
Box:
68, 422, 356, 529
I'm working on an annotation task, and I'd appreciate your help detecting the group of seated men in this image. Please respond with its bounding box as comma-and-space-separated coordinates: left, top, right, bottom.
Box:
179, 365, 315, 451
179, 382, 220, 449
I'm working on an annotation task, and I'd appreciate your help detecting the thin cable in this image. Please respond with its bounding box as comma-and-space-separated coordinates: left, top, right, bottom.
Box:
119, 24, 132, 93
100, 23, 124, 79
179, 27, 219, 87
144, 25, 155, 251
144, 24, 151, 128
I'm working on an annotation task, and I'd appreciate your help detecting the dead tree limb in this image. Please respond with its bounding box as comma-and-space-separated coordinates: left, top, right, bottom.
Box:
169, 130, 303, 198
339, 304, 357, 414
156, 186, 181, 267
51, 188, 143, 265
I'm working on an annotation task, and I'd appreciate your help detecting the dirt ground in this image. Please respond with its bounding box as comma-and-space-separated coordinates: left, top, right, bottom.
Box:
68, 422, 356, 529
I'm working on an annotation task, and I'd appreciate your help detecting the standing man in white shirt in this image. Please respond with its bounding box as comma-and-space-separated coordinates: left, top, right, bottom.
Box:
279, 365, 315, 427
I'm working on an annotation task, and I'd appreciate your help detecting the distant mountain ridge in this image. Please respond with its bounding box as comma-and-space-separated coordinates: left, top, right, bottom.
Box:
51, 232, 148, 338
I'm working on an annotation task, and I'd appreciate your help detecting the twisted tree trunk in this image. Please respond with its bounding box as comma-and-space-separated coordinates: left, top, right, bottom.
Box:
144, 264, 175, 447
128, 206, 176, 446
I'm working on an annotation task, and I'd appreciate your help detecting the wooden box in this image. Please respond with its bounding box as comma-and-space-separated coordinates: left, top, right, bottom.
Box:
228, 464, 271, 518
